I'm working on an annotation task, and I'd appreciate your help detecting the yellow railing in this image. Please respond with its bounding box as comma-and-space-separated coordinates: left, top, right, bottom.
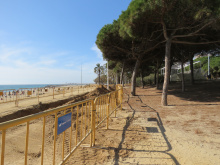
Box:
0, 85, 123, 165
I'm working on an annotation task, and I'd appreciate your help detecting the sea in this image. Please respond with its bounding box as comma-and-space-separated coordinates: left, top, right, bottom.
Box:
0, 84, 58, 91
0, 83, 83, 91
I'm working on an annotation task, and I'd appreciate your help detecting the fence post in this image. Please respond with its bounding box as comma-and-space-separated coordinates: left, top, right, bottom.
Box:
15, 91, 19, 107
106, 94, 110, 129
90, 99, 96, 147
114, 92, 117, 117
38, 88, 40, 103
90, 101, 93, 147
53, 87, 55, 99
1, 130, 6, 165
120, 86, 123, 110
53, 113, 58, 165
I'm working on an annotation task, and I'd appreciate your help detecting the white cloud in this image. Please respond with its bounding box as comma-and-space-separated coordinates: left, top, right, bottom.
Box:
14, 60, 30, 68
91, 44, 103, 59
91, 44, 106, 67
38, 60, 56, 66
0, 43, 99, 84
37, 56, 57, 66
0, 44, 32, 62
65, 63, 74, 67
0, 63, 96, 84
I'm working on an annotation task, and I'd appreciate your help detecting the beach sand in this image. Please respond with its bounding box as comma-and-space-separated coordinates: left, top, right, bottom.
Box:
0, 85, 96, 119
0, 81, 220, 164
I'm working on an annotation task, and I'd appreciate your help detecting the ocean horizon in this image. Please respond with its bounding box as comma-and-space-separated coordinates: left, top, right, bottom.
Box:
0, 84, 56, 91
0, 83, 88, 91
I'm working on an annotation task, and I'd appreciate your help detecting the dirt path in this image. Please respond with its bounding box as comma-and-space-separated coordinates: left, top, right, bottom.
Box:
113, 89, 179, 164
1, 81, 220, 164
66, 81, 220, 165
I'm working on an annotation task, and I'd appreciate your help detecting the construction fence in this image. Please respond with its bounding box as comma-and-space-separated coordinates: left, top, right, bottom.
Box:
0, 85, 123, 165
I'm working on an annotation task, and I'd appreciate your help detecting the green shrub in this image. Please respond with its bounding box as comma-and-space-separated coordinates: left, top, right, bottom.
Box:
136, 74, 164, 87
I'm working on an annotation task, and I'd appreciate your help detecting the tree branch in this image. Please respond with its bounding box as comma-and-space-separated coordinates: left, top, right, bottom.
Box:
161, 20, 169, 40
172, 20, 215, 39
141, 40, 166, 55
172, 40, 220, 45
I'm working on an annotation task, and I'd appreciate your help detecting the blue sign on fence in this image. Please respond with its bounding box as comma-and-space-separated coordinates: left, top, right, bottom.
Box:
57, 112, 72, 135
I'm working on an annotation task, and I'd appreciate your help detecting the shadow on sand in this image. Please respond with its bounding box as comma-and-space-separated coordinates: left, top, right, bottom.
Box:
167, 80, 220, 103
94, 88, 180, 165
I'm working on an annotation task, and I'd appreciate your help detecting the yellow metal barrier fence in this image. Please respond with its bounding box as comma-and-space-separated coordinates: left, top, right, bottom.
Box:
0, 86, 123, 165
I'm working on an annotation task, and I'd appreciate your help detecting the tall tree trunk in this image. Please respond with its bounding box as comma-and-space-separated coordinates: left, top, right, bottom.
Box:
124, 75, 127, 86
161, 39, 171, 106
154, 69, 157, 85
156, 59, 159, 89
131, 59, 141, 96
116, 72, 118, 84
118, 73, 120, 84
181, 58, 185, 92
98, 70, 100, 85
112, 75, 114, 85
140, 70, 144, 88
190, 54, 194, 85
169, 60, 173, 83
120, 61, 125, 84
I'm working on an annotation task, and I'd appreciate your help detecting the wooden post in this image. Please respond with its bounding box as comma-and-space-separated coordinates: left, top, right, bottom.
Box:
114, 92, 117, 117
38, 88, 40, 103
53, 87, 55, 99
106, 94, 110, 129
15, 91, 19, 107
120, 86, 123, 110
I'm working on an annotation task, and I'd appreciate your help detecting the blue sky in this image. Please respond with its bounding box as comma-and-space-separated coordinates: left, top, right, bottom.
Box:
0, 0, 131, 84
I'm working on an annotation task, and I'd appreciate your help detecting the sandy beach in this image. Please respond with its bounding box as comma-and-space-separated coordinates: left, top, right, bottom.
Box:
0, 81, 220, 164
0, 85, 97, 119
